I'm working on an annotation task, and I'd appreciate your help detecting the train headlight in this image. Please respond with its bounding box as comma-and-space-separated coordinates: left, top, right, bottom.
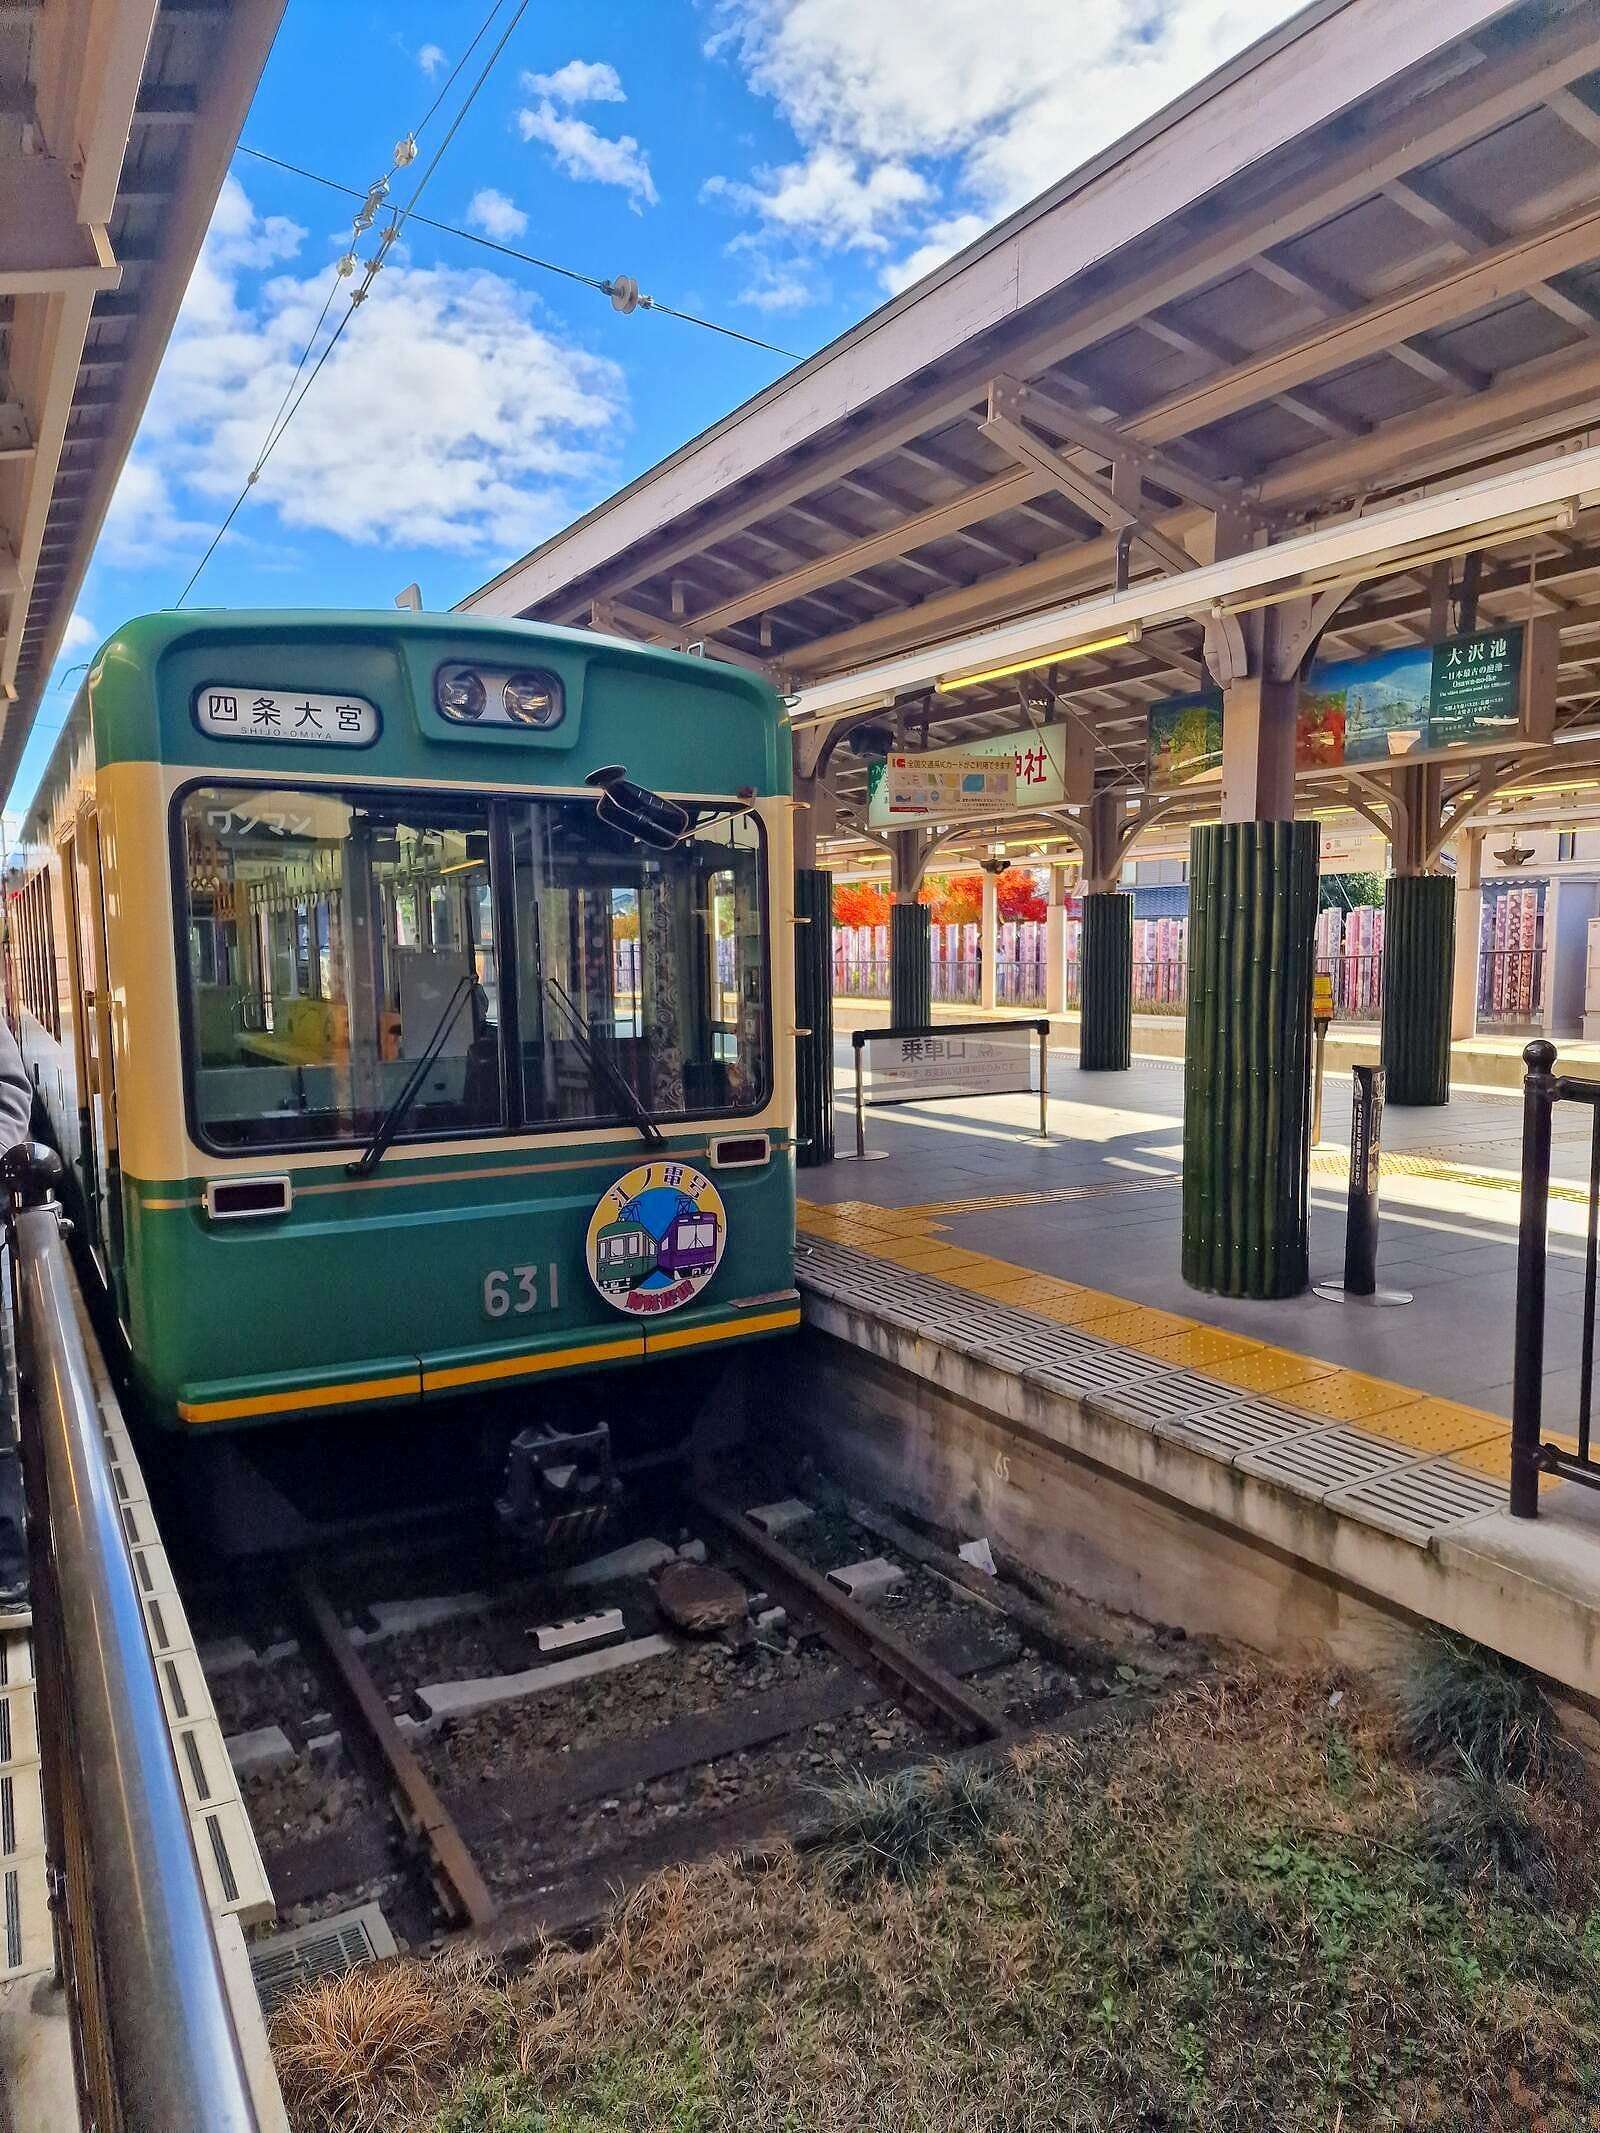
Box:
503, 670, 564, 728
436, 665, 486, 721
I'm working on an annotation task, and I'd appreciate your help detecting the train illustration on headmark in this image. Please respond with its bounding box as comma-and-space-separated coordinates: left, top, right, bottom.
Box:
595, 1203, 723, 1295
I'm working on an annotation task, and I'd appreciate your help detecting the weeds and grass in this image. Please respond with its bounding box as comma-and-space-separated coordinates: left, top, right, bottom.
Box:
808, 1756, 1012, 1891
1395, 1627, 1560, 1786
1424, 1751, 1561, 1903
271, 1948, 509, 2133
272, 1668, 1600, 2133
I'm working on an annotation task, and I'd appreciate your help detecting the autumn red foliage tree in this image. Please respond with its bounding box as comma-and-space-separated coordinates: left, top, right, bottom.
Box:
998, 868, 1048, 922
832, 880, 891, 927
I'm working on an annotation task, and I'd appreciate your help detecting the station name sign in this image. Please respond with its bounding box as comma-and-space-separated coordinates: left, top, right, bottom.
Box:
193, 685, 381, 747
1148, 625, 1548, 790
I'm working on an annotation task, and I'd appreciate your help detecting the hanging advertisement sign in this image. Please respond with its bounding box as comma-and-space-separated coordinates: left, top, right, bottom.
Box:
1150, 627, 1538, 789
879, 753, 1015, 819
1148, 692, 1223, 790
1298, 625, 1524, 768
867, 722, 1071, 827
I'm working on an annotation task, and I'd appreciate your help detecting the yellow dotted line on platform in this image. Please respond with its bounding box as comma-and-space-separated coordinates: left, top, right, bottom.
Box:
797, 1196, 1566, 1487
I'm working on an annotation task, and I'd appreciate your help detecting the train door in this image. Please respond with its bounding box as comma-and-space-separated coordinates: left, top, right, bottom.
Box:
62, 818, 122, 1275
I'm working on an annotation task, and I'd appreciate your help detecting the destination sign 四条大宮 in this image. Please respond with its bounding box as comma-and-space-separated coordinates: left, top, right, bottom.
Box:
194, 685, 381, 746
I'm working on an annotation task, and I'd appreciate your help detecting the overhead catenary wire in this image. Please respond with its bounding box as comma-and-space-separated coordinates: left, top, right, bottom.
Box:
234, 143, 803, 362
212, 4, 516, 534
176, 0, 530, 605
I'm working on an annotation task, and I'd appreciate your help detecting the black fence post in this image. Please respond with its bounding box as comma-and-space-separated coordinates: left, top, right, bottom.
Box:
1510, 1038, 1557, 1519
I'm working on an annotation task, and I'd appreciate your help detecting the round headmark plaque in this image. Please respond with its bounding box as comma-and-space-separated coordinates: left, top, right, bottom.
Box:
586, 1161, 727, 1317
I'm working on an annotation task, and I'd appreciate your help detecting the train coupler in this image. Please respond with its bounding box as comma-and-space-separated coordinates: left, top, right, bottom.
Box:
494, 1419, 619, 1558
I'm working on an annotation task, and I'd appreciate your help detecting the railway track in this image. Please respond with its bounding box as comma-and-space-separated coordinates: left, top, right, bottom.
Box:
194, 1475, 1169, 1964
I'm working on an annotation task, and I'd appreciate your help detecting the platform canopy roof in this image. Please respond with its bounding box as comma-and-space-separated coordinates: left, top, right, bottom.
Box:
0, 0, 284, 801
462, 0, 1600, 855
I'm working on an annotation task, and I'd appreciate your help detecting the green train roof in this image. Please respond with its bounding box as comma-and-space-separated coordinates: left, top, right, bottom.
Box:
24, 609, 788, 838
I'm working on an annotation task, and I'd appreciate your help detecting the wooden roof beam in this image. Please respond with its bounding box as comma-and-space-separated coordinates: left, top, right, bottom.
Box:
1132, 197, 1600, 447
1383, 167, 1600, 339
1547, 85, 1600, 155
981, 377, 1200, 579
999, 372, 1244, 517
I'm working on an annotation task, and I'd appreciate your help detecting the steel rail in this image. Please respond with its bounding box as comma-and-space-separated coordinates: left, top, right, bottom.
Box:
291, 1567, 498, 1931
691, 1489, 1003, 1745
15, 1206, 261, 2133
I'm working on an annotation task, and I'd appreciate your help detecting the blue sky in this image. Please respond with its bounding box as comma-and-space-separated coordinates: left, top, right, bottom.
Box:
14, 0, 1296, 809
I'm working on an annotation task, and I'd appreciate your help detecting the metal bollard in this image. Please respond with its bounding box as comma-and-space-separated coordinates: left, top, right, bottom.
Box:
1314, 1065, 1411, 1308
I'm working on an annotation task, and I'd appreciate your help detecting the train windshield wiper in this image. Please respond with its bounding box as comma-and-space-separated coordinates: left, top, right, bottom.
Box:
347, 971, 475, 1179
543, 975, 665, 1147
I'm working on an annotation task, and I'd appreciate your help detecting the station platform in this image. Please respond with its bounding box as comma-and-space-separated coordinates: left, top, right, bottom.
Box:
792, 1053, 1600, 1704
838, 996, 1600, 1094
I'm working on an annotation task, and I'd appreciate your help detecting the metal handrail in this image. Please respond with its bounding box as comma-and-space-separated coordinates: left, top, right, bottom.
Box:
14, 1203, 261, 2132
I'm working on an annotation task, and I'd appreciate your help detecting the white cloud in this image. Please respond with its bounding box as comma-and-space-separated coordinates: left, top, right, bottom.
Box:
704, 148, 926, 256
879, 212, 989, 295
58, 612, 98, 661
707, 0, 1300, 284
118, 180, 626, 559
467, 187, 529, 241
102, 452, 212, 564
418, 42, 445, 78
738, 266, 814, 313
517, 101, 657, 211
521, 58, 625, 105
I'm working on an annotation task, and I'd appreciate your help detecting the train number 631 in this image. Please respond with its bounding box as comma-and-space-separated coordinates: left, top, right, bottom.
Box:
482, 1264, 560, 1319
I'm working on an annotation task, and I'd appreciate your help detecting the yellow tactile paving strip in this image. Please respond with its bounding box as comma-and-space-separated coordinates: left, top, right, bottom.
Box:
797, 1194, 1565, 1492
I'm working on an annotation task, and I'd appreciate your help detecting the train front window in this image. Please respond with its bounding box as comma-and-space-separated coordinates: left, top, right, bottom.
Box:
178, 786, 502, 1149
507, 798, 769, 1127
176, 784, 769, 1150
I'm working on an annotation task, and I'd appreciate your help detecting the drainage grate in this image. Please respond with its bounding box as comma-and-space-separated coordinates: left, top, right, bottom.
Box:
1237, 1425, 1418, 1499
1327, 1458, 1507, 1543
250, 1902, 399, 2016
1154, 1396, 1320, 1461
1086, 1371, 1235, 1429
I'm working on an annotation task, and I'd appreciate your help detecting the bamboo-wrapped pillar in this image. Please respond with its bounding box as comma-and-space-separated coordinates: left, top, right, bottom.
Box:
1182, 599, 1317, 1299
1078, 790, 1130, 1070
1079, 893, 1131, 1070
1182, 819, 1320, 1297
1382, 872, 1455, 1105
888, 830, 931, 1027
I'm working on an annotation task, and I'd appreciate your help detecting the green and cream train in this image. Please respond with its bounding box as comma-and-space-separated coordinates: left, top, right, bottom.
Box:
3, 611, 798, 1447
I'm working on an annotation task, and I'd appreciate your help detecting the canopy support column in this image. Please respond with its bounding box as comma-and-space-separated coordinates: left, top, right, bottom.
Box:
1184, 602, 1318, 1298
889, 831, 931, 1027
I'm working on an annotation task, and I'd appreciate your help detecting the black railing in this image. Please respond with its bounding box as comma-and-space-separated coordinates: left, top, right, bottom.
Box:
1510, 1039, 1600, 1517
